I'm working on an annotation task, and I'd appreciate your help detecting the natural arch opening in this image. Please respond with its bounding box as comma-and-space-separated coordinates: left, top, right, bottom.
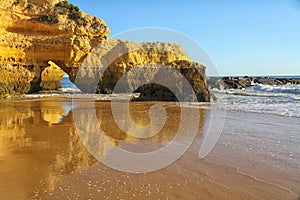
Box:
39, 61, 81, 93
60, 74, 81, 93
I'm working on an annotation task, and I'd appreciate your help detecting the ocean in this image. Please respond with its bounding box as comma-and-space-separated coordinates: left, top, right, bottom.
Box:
38, 76, 300, 118
60, 76, 81, 93
211, 83, 300, 118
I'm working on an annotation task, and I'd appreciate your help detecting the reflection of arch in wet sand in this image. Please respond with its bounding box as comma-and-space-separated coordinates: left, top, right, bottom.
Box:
40, 101, 72, 125
48, 102, 208, 198
76, 101, 207, 154
0, 100, 100, 199
99, 102, 206, 144
0, 100, 207, 199
0, 103, 34, 158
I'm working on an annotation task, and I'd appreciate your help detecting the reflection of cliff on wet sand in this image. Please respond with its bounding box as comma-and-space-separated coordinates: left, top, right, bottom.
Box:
0, 100, 96, 199
49, 108, 300, 200
1, 99, 299, 199
0, 99, 206, 199
40, 101, 70, 125
95, 102, 206, 152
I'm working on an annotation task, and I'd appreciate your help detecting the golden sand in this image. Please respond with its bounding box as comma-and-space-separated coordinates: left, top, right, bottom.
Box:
0, 98, 299, 199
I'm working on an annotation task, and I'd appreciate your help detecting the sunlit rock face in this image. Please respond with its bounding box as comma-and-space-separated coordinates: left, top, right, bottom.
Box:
0, 64, 34, 98
40, 61, 65, 91
132, 61, 210, 102
70, 38, 191, 92
76, 39, 211, 102
0, 0, 110, 96
0, 1, 210, 101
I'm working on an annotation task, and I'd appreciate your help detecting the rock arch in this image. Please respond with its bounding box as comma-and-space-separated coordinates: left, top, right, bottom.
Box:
0, 0, 210, 101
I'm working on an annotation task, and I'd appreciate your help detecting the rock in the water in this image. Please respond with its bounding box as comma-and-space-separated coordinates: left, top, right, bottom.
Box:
207, 76, 300, 90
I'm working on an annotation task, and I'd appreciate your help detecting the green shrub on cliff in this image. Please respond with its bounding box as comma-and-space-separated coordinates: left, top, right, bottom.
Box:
54, 1, 87, 25
26, 3, 33, 10
53, 1, 70, 14
33, 15, 59, 24
12, 0, 25, 6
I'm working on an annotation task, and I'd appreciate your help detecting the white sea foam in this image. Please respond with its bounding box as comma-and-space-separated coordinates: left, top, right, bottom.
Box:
247, 84, 300, 95
211, 84, 300, 117
61, 87, 82, 93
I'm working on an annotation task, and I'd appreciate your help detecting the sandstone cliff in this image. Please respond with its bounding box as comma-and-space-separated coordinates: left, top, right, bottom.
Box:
75, 38, 210, 101
40, 61, 65, 90
0, 0, 110, 97
0, 0, 211, 101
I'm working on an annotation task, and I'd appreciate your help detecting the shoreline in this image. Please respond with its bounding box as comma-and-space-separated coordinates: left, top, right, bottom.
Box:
3, 95, 299, 119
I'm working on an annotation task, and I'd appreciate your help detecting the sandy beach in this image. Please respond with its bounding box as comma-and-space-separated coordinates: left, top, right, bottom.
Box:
0, 0, 299, 199
0, 98, 299, 200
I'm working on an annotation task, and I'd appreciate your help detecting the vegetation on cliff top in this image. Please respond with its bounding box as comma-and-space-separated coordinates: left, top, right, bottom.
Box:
28, 1, 87, 25
12, 0, 25, 6
33, 14, 59, 24
54, 1, 87, 25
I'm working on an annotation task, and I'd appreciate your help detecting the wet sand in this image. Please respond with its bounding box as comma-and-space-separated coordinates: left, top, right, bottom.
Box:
0, 98, 299, 199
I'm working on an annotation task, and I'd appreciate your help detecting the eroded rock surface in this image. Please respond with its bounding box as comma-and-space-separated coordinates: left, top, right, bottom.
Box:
0, 64, 34, 98
40, 61, 65, 90
76, 39, 210, 101
0, 0, 110, 95
0, 0, 211, 102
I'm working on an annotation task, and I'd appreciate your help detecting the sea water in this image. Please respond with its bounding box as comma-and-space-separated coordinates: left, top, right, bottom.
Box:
212, 83, 300, 117
55, 76, 300, 117
60, 76, 81, 93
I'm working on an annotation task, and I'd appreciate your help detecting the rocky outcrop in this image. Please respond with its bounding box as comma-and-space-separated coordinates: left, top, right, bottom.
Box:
40, 61, 65, 90
207, 76, 300, 90
0, 0, 211, 102
132, 61, 210, 102
0, 0, 110, 95
76, 38, 210, 101
0, 64, 34, 98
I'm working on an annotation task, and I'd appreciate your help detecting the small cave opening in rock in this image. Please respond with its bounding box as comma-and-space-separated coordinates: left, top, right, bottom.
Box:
133, 83, 179, 102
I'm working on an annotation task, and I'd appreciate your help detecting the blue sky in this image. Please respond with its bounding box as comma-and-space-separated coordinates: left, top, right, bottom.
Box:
69, 0, 300, 76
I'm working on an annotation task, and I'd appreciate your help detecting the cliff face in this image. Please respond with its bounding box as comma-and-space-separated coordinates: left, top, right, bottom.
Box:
75, 38, 210, 101
0, 64, 33, 98
0, 0, 210, 101
0, 0, 110, 96
74, 38, 191, 90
